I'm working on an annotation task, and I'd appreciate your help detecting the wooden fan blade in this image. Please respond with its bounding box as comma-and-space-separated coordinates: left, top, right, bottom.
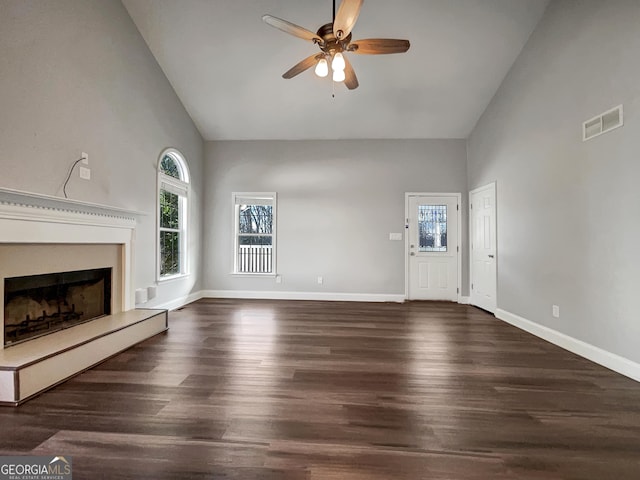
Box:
333, 0, 363, 40
262, 15, 323, 44
343, 55, 359, 90
349, 39, 410, 55
283, 54, 323, 79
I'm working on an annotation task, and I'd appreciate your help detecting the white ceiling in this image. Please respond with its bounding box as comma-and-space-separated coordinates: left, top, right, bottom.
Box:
122, 0, 549, 141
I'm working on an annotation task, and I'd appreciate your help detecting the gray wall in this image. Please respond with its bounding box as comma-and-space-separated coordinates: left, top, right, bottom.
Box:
204, 139, 468, 296
467, 0, 640, 363
0, 0, 204, 307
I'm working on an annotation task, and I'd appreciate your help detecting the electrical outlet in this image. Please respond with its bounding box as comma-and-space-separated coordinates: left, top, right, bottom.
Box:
135, 288, 148, 304
317, 276, 323, 285
552, 305, 560, 318
275, 275, 282, 284
79, 166, 91, 180
81, 152, 89, 165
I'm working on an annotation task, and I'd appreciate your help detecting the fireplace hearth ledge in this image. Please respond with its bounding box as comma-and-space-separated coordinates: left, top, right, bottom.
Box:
0, 309, 167, 405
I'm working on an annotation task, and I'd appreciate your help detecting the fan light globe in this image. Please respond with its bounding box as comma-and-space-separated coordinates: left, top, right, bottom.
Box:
333, 69, 346, 82
315, 58, 329, 77
332, 52, 346, 71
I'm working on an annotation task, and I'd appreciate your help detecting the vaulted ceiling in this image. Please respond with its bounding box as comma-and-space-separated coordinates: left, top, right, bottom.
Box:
123, 0, 550, 141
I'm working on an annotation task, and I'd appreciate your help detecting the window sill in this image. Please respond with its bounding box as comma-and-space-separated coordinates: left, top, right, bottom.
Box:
158, 273, 190, 283
230, 272, 276, 278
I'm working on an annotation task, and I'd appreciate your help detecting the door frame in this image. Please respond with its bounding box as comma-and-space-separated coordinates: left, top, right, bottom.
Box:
469, 182, 497, 312
404, 192, 462, 302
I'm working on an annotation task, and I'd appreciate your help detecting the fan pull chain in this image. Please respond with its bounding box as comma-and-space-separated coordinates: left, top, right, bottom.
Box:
332, 78, 336, 98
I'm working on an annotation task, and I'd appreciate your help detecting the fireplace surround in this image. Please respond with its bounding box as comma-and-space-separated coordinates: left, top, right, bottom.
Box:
0, 187, 168, 405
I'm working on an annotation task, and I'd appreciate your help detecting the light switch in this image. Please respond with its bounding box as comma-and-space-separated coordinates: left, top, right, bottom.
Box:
389, 233, 403, 241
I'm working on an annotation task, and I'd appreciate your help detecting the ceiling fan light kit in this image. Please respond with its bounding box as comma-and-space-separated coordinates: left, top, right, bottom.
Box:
262, 0, 410, 90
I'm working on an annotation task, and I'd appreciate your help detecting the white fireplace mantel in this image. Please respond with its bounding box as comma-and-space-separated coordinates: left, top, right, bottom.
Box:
0, 187, 145, 227
0, 187, 145, 312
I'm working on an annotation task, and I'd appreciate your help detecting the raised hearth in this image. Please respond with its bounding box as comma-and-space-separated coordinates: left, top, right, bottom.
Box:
0, 309, 167, 405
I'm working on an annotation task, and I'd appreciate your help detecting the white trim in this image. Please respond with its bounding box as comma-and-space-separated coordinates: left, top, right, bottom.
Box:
203, 290, 405, 303
157, 272, 191, 283
230, 272, 277, 277
154, 290, 205, 311
496, 308, 640, 383
404, 192, 462, 302
0, 201, 135, 230
0, 186, 145, 218
458, 296, 471, 305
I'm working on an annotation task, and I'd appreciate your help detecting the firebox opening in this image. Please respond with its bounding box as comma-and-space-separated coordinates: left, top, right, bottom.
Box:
4, 268, 112, 346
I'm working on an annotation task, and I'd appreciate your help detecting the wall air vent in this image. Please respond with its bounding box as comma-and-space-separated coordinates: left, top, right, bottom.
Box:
583, 105, 623, 141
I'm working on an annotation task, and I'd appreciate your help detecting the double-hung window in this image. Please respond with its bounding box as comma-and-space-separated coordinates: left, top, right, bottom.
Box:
233, 193, 276, 275
158, 149, 189, 279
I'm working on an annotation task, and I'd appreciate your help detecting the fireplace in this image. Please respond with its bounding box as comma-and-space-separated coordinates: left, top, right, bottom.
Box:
0, 188, 168, 406
4, 268, 112, 346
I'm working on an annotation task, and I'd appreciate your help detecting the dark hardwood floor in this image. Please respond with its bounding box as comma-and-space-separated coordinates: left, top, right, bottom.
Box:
1, 299, 639, 479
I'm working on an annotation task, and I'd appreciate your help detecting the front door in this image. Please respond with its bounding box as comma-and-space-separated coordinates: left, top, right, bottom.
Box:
407, 195, 459, 301
470, 183, 497, 312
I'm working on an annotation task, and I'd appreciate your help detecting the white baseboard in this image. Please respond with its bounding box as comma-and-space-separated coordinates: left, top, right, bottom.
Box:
496, 308, 640, 383
201, 290, 405, 303
458, 296, 471, 305
154, 290, 205, 311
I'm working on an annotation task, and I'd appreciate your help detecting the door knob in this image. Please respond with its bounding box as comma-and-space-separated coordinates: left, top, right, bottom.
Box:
410, 252, 415, 256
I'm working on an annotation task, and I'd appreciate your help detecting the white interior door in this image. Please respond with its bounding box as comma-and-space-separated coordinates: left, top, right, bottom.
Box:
470, 183, 497, 312
407, 195, 459, 301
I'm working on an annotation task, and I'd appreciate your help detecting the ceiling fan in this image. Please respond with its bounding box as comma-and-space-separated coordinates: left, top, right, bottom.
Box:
262, 0, 410, 90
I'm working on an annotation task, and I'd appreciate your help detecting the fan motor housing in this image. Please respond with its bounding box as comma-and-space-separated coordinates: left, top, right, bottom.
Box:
316, 23, 351, 54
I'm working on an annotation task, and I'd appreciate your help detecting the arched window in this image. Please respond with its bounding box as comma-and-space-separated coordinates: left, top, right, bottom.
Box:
158, 149, 190, 279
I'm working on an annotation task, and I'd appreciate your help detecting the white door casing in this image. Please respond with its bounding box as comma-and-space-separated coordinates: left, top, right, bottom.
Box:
405, 194, 460, 301
470, 183, 497, 313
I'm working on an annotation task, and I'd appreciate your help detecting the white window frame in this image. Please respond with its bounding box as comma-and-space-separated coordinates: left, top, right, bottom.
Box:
157, 148, 190, 282
232, 192, 277, 276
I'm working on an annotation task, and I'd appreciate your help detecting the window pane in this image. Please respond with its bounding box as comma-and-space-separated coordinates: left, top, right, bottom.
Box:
160, 189, 179, 229
160, 231, 180, 276
238, 205, 273, 234
237, 235, 272, 273
418, 205, 447, 252
160, 155, 180, 179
